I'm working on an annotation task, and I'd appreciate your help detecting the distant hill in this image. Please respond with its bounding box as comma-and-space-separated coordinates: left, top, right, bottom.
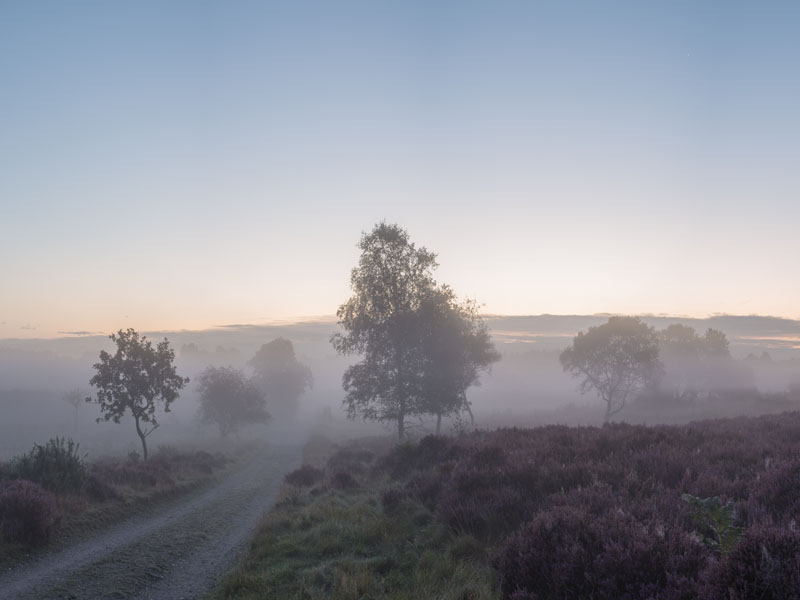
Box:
486, 314, 800, 357
2, 314, 799, 360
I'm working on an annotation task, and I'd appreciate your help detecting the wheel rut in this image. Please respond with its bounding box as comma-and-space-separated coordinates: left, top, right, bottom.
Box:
0, 445, 301, 600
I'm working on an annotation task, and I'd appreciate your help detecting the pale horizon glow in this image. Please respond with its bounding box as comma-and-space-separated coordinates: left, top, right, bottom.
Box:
2, 2, 799, 339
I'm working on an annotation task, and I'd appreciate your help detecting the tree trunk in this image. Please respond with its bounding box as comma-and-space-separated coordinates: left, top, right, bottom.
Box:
603, 393, 613, 423
395, 346, 406, 440
135, 416, 149, 461
604, 393, 625, 423
436, 413, 442, 435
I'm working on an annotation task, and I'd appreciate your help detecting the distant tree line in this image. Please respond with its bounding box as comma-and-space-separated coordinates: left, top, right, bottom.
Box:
85, 328, 312, 457
83, 220, 782, 448
560, 316, 747, 421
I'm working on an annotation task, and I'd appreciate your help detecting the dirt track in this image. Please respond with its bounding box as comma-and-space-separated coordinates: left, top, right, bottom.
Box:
0, 445, 301, 599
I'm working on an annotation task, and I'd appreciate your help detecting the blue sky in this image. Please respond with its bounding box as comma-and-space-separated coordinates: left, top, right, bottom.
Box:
2, 1, 799, 338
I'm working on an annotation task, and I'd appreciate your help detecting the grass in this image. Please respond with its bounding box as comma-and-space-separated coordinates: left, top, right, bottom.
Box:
211, 438, 499, 600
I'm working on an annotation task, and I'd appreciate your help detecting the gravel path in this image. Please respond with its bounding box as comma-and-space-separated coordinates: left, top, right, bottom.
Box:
0, 444, 301, 600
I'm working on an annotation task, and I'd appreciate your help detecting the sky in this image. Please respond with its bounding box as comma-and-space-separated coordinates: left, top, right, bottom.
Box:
2, 1, 799, 339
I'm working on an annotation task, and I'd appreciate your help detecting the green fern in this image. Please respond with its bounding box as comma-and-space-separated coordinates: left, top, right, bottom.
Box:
682, 493, 743, 558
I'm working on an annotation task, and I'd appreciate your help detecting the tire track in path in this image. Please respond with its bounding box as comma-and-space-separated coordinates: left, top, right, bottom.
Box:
0, 444, 301, 600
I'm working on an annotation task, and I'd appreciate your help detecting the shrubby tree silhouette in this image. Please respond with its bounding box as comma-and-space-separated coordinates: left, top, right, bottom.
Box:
196, 366, 269, 437
332, 222, 498, 439
658, 324, 731, 401
418, 285, 499, 434
87, 328, 188, 460
702, 327, 731, 358
248, 338, 312, 420
62, 388, 83, 429
560, 316, 661, 422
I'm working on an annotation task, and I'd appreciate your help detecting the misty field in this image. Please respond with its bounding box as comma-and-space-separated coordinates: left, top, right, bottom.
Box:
218, 414, 800, 600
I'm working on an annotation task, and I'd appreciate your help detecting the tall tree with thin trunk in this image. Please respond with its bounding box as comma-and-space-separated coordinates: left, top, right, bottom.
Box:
332, 222, 498, 438
332, 223, 437, 439
87, 329, 188, 460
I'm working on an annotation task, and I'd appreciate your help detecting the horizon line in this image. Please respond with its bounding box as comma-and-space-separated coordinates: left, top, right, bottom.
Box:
3, 312, 800, 343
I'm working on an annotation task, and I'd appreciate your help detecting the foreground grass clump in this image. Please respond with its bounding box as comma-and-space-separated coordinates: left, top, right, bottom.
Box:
10, 437, 89, 494
220, 413, 800, 600
214, 445, 498, 599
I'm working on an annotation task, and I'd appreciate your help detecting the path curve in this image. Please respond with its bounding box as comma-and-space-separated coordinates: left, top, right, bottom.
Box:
0, 444, 301, 600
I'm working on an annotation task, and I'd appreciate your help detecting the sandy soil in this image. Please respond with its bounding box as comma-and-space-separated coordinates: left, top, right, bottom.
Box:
0, 444, 301, 599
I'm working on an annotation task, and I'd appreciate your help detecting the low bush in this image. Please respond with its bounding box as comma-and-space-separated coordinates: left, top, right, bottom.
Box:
493, 505, 707, 600
325, 447, 375, 477
330, 471, 358, 490
88, 448, 225, 491
83, 474, 121, 502
0, 480, 58, 546
285, 464, 324, 487
703, 525, 800, 599
380, 486, 408, 511
11, 437, 89, 494
90, 459, 173, 489
750, 458, 800, 522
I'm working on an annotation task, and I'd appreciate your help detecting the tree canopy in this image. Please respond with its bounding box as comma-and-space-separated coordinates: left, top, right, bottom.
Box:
87, 328, 188, 460
560, 316, 661, 422
418, 286, 500, 433
658, 324, 731, 402
248, 338, 312, 420
332, 222, 498, 438
196, 366, 269, 437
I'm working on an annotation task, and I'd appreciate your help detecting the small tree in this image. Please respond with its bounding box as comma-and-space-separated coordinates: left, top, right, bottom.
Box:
87, 329, 188, 460
196, 366, 269, 437
248, 338, 312, 420
560, 316, 661, 422
62, 388, 84, 429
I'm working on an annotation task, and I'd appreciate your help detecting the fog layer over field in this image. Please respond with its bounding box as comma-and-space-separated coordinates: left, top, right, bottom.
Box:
1, 315, 799, 459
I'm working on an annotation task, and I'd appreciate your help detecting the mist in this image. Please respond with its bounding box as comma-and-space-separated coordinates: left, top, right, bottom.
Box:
2, 314, 798, 460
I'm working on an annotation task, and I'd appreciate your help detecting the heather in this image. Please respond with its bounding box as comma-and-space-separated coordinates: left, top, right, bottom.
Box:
0, 480, 58, 546
390, 414, 800, 599
220, 413, 800, 599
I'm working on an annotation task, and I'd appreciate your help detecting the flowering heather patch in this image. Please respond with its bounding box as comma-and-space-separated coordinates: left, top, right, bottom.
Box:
493, 504, 706, 600
0, 479, 58, 546
703, 525, 800, 599
376, 413, 800, 599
